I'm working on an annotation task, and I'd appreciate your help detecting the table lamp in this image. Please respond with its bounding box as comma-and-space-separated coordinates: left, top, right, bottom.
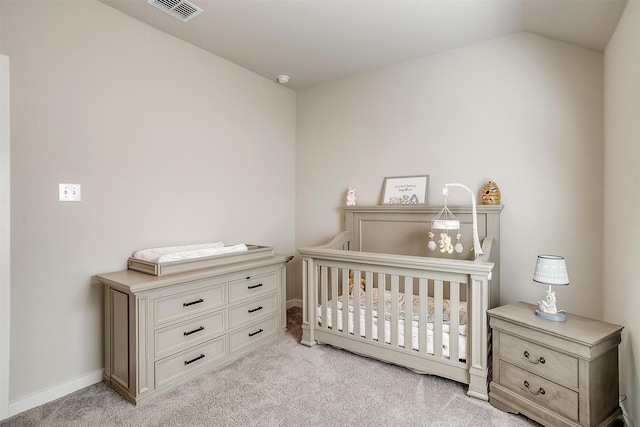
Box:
533, 255, 569, 321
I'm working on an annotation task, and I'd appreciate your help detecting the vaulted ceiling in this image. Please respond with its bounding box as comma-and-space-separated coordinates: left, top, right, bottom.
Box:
99, 0, 628, 90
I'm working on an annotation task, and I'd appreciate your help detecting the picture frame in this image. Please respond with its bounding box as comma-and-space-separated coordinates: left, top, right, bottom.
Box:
381, 175, 429, 205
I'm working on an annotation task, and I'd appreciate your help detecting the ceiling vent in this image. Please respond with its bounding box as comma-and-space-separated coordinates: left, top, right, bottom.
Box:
147, 0, 203, 22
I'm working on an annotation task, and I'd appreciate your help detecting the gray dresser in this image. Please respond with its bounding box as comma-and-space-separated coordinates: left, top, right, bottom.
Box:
96, 255, 290, 404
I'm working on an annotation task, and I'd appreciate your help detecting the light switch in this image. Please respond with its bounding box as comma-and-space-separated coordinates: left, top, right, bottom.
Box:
59, 183, 81, 202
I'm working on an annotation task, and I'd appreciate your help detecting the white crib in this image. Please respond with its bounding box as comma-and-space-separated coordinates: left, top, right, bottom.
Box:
299, 205, 502, 400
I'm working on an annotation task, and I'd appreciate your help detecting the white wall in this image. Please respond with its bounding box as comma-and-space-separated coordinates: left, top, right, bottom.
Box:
296, 32, 605, 319
604, 1, 640, 424
0, 52, 11, 421
1, 0, 295, 407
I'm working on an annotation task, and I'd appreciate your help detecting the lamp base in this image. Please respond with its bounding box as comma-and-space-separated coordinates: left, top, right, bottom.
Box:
535, 309, 566, 322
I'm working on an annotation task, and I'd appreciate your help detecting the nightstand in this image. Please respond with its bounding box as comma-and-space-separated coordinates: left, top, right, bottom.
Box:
488, 302, 623, 427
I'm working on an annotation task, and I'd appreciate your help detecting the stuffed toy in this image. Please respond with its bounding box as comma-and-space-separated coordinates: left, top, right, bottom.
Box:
346, 187, 357, 206
348, 270, 366, 295
438, 232, 454, 254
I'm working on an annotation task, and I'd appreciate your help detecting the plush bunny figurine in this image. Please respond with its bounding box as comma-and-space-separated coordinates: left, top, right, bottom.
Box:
346, 187, 357, 206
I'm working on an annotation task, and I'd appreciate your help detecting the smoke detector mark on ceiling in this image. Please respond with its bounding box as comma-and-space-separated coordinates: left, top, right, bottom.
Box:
147, 0, 203, 22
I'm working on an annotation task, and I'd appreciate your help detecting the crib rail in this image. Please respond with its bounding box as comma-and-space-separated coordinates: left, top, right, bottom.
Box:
299, 232, 494, 400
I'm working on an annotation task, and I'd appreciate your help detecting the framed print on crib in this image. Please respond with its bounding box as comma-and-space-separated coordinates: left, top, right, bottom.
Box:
381, 175, 429, 205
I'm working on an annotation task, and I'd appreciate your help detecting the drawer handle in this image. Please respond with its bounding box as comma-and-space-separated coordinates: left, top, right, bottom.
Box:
524, 351, 545, 364
183, 326, 205, 336
184, 353, 205, 365
183, 298, 204, 307
523, 380, 546, 396
248, 328, 264, 337
248, 306, 263, 313
248, 283, 263, 290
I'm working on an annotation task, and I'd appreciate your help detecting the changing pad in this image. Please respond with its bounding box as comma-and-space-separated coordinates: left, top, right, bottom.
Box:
131, 242, 248, 263
127, 242, 275, 276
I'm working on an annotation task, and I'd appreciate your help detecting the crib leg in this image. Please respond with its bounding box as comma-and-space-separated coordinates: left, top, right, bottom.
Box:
467, 368, 489, 401
301, 324, 317, 347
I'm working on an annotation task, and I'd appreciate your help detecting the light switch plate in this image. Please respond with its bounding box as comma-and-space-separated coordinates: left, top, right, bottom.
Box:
59, 183, 81, 202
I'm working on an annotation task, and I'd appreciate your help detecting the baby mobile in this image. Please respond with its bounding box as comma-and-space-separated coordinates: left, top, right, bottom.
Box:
427, 183, 483, 258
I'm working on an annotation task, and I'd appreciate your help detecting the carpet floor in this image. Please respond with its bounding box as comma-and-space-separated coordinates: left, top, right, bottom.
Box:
1, 307, 540, 426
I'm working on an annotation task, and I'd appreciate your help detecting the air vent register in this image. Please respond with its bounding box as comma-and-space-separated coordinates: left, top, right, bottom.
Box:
147, 0, 203, 22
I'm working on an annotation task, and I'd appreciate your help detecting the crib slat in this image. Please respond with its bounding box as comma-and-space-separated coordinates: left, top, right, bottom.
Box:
353, 270, 361, 338
320, 266, 328, 331
434, 280, 443, 358
418, 278, 427, 354
377, 273, 385, 344
449, 281, 460, 362
365, 271, 373, 340
342, 269, 349, 336
404, 276, 413, 352
391, 275, 399, 347
331, 267, 338, 332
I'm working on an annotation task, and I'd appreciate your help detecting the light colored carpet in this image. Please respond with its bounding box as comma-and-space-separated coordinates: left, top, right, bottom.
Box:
1, 308, 539, 426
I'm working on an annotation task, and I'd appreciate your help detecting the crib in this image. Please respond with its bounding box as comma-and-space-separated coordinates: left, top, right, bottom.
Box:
299, 204, 502, 400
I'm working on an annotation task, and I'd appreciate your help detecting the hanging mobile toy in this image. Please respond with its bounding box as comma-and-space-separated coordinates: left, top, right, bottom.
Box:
427, 232, 437, 251
454, 233, 463, 253
428, 183, 484, 258
430, 189, 461, 254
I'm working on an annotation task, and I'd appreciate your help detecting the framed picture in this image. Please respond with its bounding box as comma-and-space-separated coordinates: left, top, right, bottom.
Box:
381, 175, 429, 205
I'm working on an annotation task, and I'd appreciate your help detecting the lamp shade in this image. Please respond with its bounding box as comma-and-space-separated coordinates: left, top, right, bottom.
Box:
533, 255, 569, 286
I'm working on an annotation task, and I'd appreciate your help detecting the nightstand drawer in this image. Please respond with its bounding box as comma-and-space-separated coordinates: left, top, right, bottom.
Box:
499, 361, 578, 422
500, 333, 578, 388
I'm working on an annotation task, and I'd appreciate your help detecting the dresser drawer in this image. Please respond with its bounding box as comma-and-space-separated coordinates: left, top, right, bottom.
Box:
155, 336, 227, 388
229, 272, 276, 303
499, 361, 578, 422
229, 293, 277, 329
155, 310, 226, 359
229, 315, 278, 354
499, 332, 578, 388
154, 281, 226, 326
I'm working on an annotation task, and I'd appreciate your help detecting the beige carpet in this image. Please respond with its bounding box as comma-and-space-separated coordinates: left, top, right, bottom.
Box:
1, 308, 539, 426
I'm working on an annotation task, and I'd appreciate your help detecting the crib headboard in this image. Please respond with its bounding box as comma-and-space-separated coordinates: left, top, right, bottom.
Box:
342, 204, 503, 307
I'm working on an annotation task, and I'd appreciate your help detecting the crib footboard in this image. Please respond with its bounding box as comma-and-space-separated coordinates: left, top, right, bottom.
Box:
299, 233, 494, 400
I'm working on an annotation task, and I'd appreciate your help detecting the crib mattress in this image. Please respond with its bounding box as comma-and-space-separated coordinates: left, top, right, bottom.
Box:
128, 243, 274, 276
317, 290, 467, 360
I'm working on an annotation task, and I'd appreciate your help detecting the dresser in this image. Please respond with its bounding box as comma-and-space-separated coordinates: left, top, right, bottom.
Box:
488, 302, 623, 427
96, 254, 291, 404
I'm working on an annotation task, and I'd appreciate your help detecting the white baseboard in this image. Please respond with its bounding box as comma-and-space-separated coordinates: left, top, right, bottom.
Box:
7, 369, 103, 419
286, 299, 302, 309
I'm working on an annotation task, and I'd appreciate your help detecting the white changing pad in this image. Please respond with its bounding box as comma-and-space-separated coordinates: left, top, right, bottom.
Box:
132, 242, 248, 263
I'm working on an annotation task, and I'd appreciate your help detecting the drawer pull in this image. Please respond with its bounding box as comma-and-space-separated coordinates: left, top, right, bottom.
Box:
184, 353, 205, 365
523, 380, 546, 396
248, 328, 264, 337
183, 326, 205, 336
183, 298, 204, 307
248, 306, 263, 313
523, 351, 545, 364
248, 283, 263, 290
